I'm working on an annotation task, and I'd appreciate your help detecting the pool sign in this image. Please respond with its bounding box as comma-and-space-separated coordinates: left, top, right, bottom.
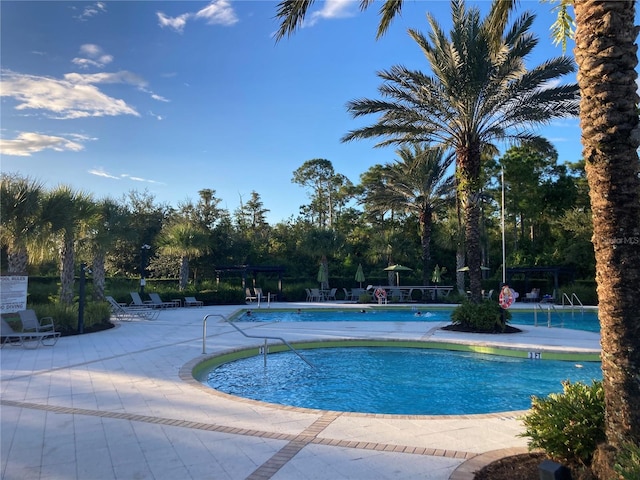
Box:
1, 275, 28, 313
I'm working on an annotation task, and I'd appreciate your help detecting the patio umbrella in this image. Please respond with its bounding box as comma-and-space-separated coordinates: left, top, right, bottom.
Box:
383, 264, 412, 286
317, 264, 328, 288
457, 266, 490, 272
355, 264, 366, 288
432, 264, 446, 284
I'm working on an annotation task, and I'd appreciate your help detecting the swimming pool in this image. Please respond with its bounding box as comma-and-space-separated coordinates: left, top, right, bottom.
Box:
237, 308, 600, 332
206, 345, 602, 415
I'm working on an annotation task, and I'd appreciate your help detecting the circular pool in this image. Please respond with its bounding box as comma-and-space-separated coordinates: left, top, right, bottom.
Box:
202, 344, 601, 415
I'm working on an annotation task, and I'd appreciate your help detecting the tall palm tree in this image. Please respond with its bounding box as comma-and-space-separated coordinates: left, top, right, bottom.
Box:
365, 145, 454, 284
275, 0, 640, 466
342, 0, 579, 301
157, 221, 210, 290
572, 2, 640, 472
42, 186, 97, 304
0, 174, 44, 274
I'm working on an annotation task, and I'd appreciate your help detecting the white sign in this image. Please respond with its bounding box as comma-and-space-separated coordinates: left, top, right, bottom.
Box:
1, 276, 28, 313
528, 351, 542, 360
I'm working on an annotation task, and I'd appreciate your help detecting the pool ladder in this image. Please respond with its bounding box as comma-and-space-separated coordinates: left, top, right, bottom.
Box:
533, 303, 564, 328
562, 292, 584, 313
202, 314, 315, 369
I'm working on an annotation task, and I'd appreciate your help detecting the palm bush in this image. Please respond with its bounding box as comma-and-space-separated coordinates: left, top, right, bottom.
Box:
450, 300, 510, 332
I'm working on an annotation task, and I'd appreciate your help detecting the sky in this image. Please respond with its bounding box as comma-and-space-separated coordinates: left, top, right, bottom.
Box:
1, 0, 586, 223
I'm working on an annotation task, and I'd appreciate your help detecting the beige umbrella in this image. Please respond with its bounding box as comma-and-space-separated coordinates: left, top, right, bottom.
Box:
383, 264, 412, 286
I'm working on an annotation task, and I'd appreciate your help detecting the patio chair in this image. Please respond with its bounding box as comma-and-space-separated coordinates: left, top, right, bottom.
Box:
325, 288, 337, 301
343, 288, 353, 301
482, 289, 494, 300
254, 287, 277, 302
148, 292, 179, 308
309, 288, 324, 302
1, 316, 50, 349
305, 288, 312, 302
524, 288, 540, 302
17, 309, 61, 346
130, 292, 151, 307
184, 296, 203, 307
106, 296, 159, 321
245, 288, 257, 303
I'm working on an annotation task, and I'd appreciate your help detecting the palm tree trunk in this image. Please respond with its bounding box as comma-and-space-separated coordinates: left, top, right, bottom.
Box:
92, 250, 106, 301
8, 246, 28, 274
457, 143, 483, 302
574, 0, 640, 473
419, 211, 432, 285
59, 235, 75, 305
179, 256, 189, 291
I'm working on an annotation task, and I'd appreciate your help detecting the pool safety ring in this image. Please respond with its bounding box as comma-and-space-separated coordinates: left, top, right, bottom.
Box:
374, 288, 387, 300
499, 286, 514, 309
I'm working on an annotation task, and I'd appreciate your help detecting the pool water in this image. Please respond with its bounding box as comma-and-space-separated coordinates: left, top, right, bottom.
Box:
207, 347, 602, 415
238, 308, 600, 332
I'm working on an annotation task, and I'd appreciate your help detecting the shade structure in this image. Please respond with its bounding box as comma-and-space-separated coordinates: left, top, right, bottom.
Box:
383, 264, 412, 286
355, 264, 366, 288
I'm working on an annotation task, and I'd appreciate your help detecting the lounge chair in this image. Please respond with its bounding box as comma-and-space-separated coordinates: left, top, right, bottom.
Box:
524, 288, 541, 302
130, 292, 151, 307
1, 316, 57, 349
106, 296, 159, 321
245, 288, 257, 303
184, 296, 203, 307
148, 293, 179, 308
254, 287, 277, 302
17, 309, 61, 346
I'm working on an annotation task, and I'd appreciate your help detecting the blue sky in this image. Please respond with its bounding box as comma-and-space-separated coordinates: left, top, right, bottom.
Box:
1, 1, 584, 223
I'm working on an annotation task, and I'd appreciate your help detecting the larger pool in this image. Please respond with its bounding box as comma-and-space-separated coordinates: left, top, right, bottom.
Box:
237, 308, 600, 332
206, 345, 602, 415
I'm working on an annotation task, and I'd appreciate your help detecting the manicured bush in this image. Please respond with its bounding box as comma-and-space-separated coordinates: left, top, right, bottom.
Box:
520, 380, 605, 469
450, 300, 511, 332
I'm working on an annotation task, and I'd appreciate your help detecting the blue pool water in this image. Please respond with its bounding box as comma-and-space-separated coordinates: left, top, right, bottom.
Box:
207, 347, 602, 415
238, 308, 600, 332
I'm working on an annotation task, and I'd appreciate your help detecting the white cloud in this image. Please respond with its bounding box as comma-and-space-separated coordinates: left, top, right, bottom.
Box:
307, 0, 357, 27
151, 94, 169, 102
158, 0, 238, 33
121, 174, 165, 185
88, 168, 120, 179
72, 44, 114, 69
63, 71, 147, 88
157, 12, 191, 33
1, 71, 140, 119
76, 2, 107, 21
195, 0, 238, 26
0, 132, 85, 156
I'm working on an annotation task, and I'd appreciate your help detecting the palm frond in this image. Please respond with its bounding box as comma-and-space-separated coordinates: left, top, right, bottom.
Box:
274, 0, 315, 41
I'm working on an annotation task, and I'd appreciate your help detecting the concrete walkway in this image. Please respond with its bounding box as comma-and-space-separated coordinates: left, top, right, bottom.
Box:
1, 302, 600, 480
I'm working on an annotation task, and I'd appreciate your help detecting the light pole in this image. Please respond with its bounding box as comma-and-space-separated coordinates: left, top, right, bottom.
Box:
140, 244, 151, 295
501, 165, 506, 284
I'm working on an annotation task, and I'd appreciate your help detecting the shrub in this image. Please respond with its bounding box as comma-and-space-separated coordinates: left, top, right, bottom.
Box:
615, 441, 640, 480
520, 380, 605, 469
450, 300, 511, 332
32, 302, 112, 335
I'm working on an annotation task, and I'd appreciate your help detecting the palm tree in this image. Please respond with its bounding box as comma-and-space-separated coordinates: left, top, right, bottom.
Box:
275, 0, 640, 466
86, 198, 129, 300
572, 2, 640, 473
0, 174, 44, 274
342, 0, 578, 301
365, 145, 454, 285
42, 186, 97, 304
157, 221, 210, 290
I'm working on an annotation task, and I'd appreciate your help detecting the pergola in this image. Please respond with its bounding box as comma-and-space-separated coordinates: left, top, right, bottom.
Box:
214, 265, 285, 294
506, 266, 575, 293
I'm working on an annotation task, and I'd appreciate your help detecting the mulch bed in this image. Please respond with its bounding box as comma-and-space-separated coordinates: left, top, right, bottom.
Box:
474, 453, 548, 480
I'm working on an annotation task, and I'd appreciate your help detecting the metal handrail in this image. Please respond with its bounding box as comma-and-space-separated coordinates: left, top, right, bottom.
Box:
226, 320, 316, 369
533, 303, 563, 328
201, 313, 314, 368
562, 292, 585, 313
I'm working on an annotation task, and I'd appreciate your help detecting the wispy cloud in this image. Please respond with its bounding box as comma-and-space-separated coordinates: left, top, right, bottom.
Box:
0, 131, 85, 156
75, 2, 107, 21
157, 0, 238, 33
88, 169, 165, 185
88, 168, 120, 179
72, 44, 114, 69
1, 70, 140, 119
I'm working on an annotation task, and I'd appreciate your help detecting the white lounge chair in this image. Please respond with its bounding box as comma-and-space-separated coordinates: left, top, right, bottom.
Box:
184, 296, 203, 307
245, 288, 257, 303
18, 309, 60, 346
106, 296, 159, 321
148, 293, 179, 308
254, 288, 277, 302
